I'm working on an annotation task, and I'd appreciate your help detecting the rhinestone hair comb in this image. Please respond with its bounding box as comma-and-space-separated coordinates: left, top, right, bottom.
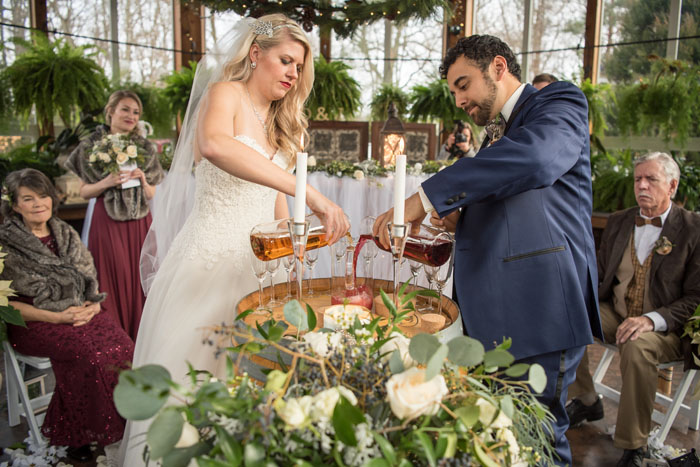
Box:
251, 20, 289, 38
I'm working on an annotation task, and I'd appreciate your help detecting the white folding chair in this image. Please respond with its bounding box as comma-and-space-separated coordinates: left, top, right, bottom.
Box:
3, 341, 53, 445
592, 343, 700, 444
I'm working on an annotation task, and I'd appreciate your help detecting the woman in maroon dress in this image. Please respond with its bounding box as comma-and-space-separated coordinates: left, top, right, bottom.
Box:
0, 168, 134, 462
65, 90, 164, 340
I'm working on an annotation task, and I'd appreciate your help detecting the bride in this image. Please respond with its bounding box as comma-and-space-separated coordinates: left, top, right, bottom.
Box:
121, 14, 349, 465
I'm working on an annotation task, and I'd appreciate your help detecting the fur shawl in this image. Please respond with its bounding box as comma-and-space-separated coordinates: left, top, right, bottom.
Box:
0, 216, 105, 312
65, 126, 164, 221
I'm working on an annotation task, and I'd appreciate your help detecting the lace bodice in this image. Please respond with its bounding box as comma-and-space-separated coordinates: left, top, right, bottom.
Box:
169, 135, 289, 267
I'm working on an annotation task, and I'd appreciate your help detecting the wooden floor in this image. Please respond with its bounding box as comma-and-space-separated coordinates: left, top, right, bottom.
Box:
0, 343, 697, 466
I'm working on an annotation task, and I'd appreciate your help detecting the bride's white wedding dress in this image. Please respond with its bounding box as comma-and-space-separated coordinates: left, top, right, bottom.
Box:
121, 135, 287, 465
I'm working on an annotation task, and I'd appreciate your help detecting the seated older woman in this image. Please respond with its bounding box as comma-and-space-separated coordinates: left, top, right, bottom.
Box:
0, 168, 134, 462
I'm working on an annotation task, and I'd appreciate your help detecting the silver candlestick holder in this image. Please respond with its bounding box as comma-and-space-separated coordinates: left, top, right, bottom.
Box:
387, 221, 411, 310
287, 219, 310, 303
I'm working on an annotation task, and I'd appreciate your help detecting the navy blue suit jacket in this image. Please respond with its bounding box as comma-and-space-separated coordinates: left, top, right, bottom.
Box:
422, 82, 603, 360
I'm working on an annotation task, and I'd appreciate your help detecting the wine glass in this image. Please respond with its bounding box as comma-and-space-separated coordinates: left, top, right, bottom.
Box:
304, 247, 320, 296
282, 255, 295, 300
266, 258, 282, 307
408, 259, 422, 291
249, 250, 271, 314
422, 231, 455, 325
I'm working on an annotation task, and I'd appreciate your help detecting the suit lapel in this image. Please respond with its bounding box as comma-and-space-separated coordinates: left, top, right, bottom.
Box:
650, 204, 681, 280
478, 84, 539, 152
609, 210, 635, 273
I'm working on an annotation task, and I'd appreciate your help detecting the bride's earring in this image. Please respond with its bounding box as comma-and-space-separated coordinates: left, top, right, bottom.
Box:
251, 62, 257, 69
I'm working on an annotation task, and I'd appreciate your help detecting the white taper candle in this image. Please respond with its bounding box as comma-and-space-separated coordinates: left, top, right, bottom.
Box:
294, 151, 308, 223
393, 154, 406, 225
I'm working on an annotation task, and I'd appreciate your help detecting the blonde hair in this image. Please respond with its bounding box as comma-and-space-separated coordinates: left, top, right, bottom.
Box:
104, 90, 143, 126
219, 14, 313, 166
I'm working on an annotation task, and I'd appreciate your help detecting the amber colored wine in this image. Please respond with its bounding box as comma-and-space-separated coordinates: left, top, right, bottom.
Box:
250, 232, 328, 261
355, 233, 452, 271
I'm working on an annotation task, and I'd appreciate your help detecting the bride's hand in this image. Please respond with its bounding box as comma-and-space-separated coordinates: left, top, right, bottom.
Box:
307, 187, 350, 245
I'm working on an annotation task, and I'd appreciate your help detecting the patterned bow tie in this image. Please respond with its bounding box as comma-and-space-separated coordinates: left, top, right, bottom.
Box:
635, 215, 662, 227
485, 114, 506, 145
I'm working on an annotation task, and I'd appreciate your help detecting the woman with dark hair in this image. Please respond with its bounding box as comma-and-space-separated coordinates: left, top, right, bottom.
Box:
0, 168, 134, 463
65, 89, 164, 340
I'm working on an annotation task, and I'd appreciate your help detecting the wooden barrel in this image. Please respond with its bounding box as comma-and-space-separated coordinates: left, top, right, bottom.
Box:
233, 278, 462, 379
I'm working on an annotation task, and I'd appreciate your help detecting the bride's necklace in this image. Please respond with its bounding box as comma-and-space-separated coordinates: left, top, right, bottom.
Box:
246, 86, 268, 133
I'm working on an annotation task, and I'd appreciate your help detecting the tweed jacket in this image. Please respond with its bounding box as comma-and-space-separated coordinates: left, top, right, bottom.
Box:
65, 125, 164, 221
0, 216, 105, 312
597, 204, 700, 369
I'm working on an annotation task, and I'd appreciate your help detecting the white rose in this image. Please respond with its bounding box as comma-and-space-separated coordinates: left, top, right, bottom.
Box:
126, 145, 138, 158
303, 331, 330, 357
307, 155, 317, 167
379, 332, 415, 368
89, 153, 98, 163
353, 170, 365, 180
385, 367, 448, 420
116, 152, 129, 165
99, 152, 111, 163
414, 162, 423, 172
276, 395, 313, 429
312, 386, 358, 421
174, 421, 199, 448
476, 397, 512, 428
111, 144, 122, 154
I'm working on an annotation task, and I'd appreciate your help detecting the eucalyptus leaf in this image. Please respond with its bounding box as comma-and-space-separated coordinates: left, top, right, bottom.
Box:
214, 425, 243, 465
389, 349, 405, 374
447, 336, 484, 367
482, 349, 515, 369
147, 408, 184, 460
114, 365, 171, 420
409, 333, 441, 365
528, 363, 547, 394
161, 442, 209, 467
425, 344, 449, 381
332, 396, 364, 447
454, 405, 479, 428
284, 300, 308, 331
500, 395, 514, 420
504, 363, 530, 378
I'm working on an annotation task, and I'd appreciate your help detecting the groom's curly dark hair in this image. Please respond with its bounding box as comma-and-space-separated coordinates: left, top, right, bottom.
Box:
440, 35, 521, 82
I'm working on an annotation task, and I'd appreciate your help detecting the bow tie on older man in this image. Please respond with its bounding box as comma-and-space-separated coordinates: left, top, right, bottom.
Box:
484, 114, 506, 145
635, 215, 662, 227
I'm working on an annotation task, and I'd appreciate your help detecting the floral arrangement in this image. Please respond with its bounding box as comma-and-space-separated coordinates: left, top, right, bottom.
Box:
88, 133, 147, 175
115, 287, 556, 466
0, 246, 25, 343
653, 236, 673, 256
308, 157, 455, 180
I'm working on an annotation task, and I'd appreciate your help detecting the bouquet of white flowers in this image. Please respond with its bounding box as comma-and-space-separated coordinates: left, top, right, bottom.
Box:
88, 133, 147, 176
115, 289, 556, 466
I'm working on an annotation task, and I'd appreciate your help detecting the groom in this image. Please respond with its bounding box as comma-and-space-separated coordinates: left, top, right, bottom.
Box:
373, 35, 602, 465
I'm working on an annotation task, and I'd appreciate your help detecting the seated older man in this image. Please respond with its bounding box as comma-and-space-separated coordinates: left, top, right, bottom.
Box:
566, 152, 700, 467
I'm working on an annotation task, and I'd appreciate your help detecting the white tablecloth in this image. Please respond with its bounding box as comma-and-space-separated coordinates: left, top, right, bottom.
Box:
285, 172, 453, 297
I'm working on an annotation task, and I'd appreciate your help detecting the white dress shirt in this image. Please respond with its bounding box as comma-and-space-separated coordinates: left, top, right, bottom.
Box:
636, 203, 672, 331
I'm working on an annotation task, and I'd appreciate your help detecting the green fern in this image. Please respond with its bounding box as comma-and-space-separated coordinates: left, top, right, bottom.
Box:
408, 78, 471, 128
2, 34, 108, 136
162, 61, 197, 121
306, 56, 361, 121
369, 84, 410, 121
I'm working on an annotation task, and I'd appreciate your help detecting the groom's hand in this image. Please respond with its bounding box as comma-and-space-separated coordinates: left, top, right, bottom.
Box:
372, 193, 426, 249
430, 210, 460, 233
